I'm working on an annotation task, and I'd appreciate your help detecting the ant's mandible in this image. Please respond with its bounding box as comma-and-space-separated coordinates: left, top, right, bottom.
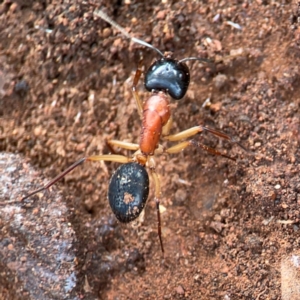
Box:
21, 9, 247, 253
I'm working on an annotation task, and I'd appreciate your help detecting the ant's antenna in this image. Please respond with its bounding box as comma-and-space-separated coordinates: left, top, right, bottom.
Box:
94, 9, 164, 57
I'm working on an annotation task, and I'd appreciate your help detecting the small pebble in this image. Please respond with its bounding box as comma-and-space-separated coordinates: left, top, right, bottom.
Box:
214, 74, 228, 90
174, 189, 187, 205
14, 80, 29, 97
175, 285, 185, 295
102, 27, 111, 38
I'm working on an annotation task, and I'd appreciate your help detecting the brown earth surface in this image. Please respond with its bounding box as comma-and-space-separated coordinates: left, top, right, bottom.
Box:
1, 0, 300, 299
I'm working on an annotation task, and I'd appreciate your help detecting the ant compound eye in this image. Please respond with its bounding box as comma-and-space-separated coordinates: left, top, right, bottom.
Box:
108, 162, 149, 223
145, 58, 190, 100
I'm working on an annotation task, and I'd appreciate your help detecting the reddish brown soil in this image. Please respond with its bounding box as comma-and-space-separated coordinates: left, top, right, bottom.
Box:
1, 1, 300, 299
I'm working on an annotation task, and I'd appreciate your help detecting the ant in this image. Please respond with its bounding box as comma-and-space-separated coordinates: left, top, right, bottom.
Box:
21, 9, 246, 253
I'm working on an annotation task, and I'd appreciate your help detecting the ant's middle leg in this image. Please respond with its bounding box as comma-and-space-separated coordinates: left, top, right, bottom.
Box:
106, 139, 139, 157
161, 125, 248, 160
107, 140, 139, 151
163, 125, 247, 152
164, 140, 236, 161
21, 154, 131, 202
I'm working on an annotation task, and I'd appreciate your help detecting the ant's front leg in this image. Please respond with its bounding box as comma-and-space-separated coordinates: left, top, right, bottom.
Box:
132, 60, 144, 118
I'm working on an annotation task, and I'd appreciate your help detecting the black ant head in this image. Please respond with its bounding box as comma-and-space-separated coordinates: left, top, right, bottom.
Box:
144, 57, 190, 100
94, 10, 210, 100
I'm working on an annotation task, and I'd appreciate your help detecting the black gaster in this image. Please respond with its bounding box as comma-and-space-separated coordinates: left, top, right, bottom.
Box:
144, 57, 190, 100
108, 162, 149, 223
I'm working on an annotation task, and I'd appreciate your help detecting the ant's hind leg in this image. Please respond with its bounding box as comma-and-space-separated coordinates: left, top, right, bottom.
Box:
148, 162, 164, 253
21, 154, 131, 201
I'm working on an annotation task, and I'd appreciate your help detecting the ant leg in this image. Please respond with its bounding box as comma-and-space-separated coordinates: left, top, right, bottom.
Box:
107, 140, 139, 151
164, 125, 247, 152
148, 160, 164, 253
132, 60, 144, 117
21, 154, 130, 201
164, 140, 236, 161
162, 116, 173, 136
106, 140, 139, 159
